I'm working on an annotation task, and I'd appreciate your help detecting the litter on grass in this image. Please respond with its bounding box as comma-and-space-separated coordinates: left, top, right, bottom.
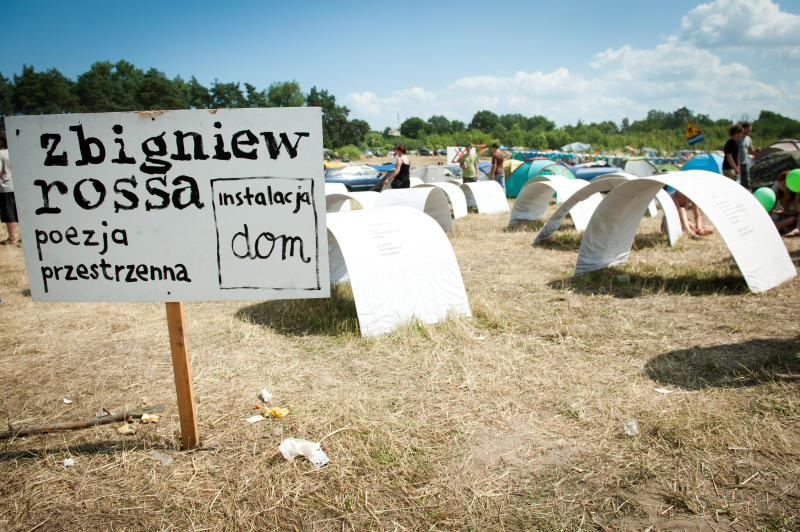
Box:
278, 438, 329, 468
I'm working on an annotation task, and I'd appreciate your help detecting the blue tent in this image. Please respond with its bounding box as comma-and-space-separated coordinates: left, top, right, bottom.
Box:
681, 153, 723, 174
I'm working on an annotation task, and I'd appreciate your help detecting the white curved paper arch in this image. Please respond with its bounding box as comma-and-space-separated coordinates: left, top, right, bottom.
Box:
374, 187, 454, 233
534, 174, 635, 241
327, 206, 471, 336
409, 177, 424, 187
509, 178, 586, 225
460, 181, 510, 214
414, 182, 468, 219
574, 170, 796, 293
325, 182, 349, 195
326, 191, 381, 212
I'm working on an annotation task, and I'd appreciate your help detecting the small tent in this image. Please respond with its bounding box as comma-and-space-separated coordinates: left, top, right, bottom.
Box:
505, 158, 575, 198
754, 139, 800, 164
623, 157, 658, 177
681, 153, 723, 173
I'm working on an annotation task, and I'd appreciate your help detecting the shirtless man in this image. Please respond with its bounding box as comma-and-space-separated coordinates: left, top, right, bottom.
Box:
490, 143, 505, 190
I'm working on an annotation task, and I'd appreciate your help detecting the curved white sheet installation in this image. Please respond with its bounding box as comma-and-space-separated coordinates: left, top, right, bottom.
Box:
327, 206, 471, 336
460, 181, 510, 214
413, 182, 469, 219
508, 178, 587, 226
574, 170, 796, 293
374, 187, 454, 233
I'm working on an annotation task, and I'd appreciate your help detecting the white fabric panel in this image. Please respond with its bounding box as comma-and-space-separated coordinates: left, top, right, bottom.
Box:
325, 191, 380, 212
509, 179, 586, 225
374, 187, 453, 233
654, 189, 682, 246
414, 182, 469, 219
326, 207, 471, 336
647, 200, 658, 217
531, 173, 569, 184
575, 170, 796, 292
533, 174, 633, 242
325, 182, 348, 195
460, 181, 510, 214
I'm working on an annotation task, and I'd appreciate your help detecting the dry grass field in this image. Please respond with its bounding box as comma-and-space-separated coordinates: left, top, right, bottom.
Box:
2, 166, 800, 530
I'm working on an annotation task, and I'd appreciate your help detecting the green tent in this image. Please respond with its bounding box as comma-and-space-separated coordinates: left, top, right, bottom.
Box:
505, 158, 575, 197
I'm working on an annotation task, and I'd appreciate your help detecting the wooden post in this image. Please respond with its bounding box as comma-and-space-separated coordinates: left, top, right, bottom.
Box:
165, 302, 199, 450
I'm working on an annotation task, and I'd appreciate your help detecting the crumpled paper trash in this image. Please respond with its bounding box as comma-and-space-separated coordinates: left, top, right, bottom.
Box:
62, 458, 75, 468
278, 438, 329, 468
260, 389, 273, 402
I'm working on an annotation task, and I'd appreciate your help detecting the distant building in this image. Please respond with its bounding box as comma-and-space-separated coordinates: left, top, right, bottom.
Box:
388, 129, 401, 137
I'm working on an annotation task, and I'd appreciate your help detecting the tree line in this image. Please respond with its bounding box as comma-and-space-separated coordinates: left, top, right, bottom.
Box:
0, 61, 369, 150
1, 62, 797, 156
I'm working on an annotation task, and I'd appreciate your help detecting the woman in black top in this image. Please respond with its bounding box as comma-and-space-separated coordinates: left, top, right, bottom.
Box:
386, 144, 411, 189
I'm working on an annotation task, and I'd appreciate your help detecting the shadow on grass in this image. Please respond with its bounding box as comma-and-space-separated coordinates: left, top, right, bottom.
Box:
549, 265, 749, 297
788, 248, 800, 268
534, 231, 670, 252
504, 219, 546, 233
0, 439, 176, 463
236, 283, 359, 336
644, 337, 800, 390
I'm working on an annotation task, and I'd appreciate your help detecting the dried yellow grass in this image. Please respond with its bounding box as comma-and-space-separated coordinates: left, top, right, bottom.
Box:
1, 200, 799, 530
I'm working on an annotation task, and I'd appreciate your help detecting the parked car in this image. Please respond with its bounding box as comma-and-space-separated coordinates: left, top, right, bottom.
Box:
418, 147, 433, 156
325, 165, 383, 192
437, 149, 446, 155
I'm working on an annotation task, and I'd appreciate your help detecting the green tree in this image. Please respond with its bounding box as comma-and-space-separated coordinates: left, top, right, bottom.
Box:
0, 73, 12, 116
400, 117, 427, 139
470, 110, 499, 132
138, 68, 187, 110
13, 66, 78, 114
267, 80, 304, 107
210, 80, 246, 108
244, 83, 268, 108
426, 115, 451, 135
306, 86, 352, 149
186, 76, 211, 109
526, 115, 555, 132
451, 120, 466, 133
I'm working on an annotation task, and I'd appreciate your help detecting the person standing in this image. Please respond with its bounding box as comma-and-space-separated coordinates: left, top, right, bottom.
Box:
738, 121, 755, 191
460, 142, 478, 183
490, 143, 506, 190
722, 124, 743, 181
0, 132, 19, 246
385, 144, 410, 189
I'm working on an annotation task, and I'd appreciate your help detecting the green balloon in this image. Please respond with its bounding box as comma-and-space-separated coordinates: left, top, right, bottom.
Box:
786, 168, 800, 192
754, 187, 776, 211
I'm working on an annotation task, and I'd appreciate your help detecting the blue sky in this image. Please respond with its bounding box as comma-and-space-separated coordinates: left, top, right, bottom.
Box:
3, 0, 799, 131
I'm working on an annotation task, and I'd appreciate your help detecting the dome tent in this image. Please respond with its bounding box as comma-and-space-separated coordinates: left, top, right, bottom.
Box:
681, 153, 723, 173
505, 158, 575, 197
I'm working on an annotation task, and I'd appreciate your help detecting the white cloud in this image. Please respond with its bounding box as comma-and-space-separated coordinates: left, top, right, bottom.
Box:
345, 0, 800, 129
680, 0, 800, 49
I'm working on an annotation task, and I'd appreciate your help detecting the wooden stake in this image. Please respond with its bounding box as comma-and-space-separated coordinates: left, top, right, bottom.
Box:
165, 302, 199, 450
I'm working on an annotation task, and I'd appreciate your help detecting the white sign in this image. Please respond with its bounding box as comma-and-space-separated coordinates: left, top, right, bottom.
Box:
447, 146, 467, 165
6, 108, 329, 302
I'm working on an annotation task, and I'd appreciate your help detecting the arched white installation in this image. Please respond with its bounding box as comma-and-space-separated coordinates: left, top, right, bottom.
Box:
327, 206, 471, 336
326, 191, 380, 212
325, 182, 348, 195
413, 182, 469, 219
374, 187, 454, 233
508, 178, 586, 225
411, 165, 455, 183
654, 189, 682, 246
574, 170, 797, 293
460, 181, 510, 214
409, 177, 424, 187
534, 174, 635, 242
531, 173, 570, 184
